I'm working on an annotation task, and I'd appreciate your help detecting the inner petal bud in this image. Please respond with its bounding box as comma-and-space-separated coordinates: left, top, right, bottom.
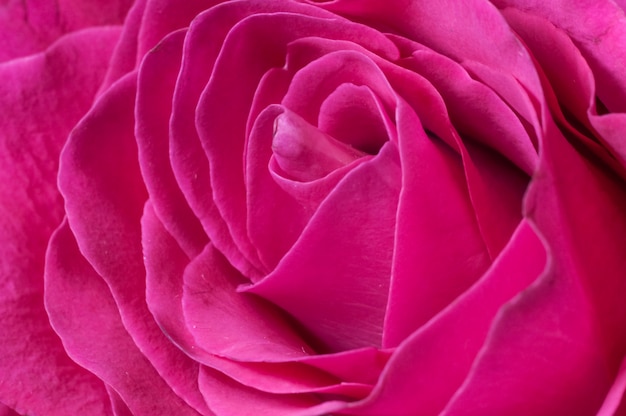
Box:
271, 110, 366, 182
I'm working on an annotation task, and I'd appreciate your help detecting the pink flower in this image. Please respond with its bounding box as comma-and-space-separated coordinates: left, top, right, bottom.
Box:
1, 0, 626, 414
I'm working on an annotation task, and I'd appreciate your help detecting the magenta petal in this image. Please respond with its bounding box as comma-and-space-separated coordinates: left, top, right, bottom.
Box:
182, 243, 311, 361
136, 28, 208, 257
353, 220, 545, 415
319, 0, 543, 103
246, 105, 310, 271
246, 105, 374, 271
501, 7, 626, 175
383, 100, 490, 347
195, 12, 332, 276
443, 119, 626, 414
282, 50, 396, 127
244, 141, 400, 352
318, 83, 390, 153
198, 368, 325, 416
106, 386, 134, 416
298, 347, 391, 386
272, 110, 366, 182
0, 0, 131, 63
170, 5, 270, 278
45, 222, 201, 415
142, 200, 201, 356
404, 49, 538, 175
0, 403, 19, 416
136, 0, 225, 59
98, 0, 147, 92
59, 74, 209, 414
597, 356, 626, 416
0, 28, 122, 415
144, 200, 355, 397
493, 0, 626, 113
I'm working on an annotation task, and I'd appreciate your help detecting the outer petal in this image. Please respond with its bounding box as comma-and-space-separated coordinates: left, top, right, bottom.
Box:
0, 0, 132, 63
45, 222, 203, 416
443, 119, 626, 415
58, 73, 210, 415
0, 28, 121, 415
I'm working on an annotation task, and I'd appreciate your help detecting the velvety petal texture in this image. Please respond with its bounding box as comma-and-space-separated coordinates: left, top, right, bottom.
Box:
0, 27, 123, 415
2, 0, 626, 414
0, 0, 133, 63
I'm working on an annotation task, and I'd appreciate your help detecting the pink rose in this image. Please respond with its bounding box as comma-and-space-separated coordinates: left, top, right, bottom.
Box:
2, 0, 626, 415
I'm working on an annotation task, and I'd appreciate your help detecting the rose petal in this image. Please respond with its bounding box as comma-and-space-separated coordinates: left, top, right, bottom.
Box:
171, 4, 275, 279
383, 99, 490, 347
502, 7, 626, 178
106, 386, 133, 416
137, 0, 225, 59
493, 0, 626, 113
196, 10, 395, 279
246, 105, 316, 270
189, 4, 394, 280
99, 0, 146, 92
0, 0, 131, 63
402, 48, 538, 175
0, 28, 121, 415
246, 104, 376, 270
182, 243, 312, 361
136, 28, 208, 257
298, 347, 391, 386
59, 73, 210, 414
45, 222, 203, 416
272, 110, 367, 182
318, 83, 390, 153
597, 356, 626, 416
0, 404, 19, 416
244, 140, 400, 352
198, 368, 324, 416
282, 50, 396, 128
351, 220, 545, 415
143, 200, 372, 398
318, 0, 544, 108
442, 118, 626, 415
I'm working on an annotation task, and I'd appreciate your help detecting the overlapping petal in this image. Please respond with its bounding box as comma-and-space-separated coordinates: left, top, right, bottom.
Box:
0, 27, 122, 416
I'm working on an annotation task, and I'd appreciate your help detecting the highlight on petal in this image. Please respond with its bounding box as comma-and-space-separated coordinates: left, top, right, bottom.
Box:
272, 110, 366, 182
597, 356, 626, 416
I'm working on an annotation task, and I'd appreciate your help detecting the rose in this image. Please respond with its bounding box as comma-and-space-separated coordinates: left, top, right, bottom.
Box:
2, 0, 626, 415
